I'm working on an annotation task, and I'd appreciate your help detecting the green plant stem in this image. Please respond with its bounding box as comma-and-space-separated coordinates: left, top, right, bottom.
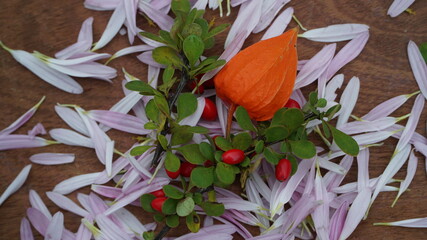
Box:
154, 225, 171, 240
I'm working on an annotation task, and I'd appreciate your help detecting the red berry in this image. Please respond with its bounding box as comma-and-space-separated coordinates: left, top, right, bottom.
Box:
222, 149, 245, 165
166, 168, 180, 179
204, 160, 214, 167
275, 159, 292, 182
284, 99, 301, 109
180, 162, 197, 177
151, 197, 167, 212
188, 81, 205, 94
202, 98, 218, 121
150, 189, 165, 198
204, 78, 215, 88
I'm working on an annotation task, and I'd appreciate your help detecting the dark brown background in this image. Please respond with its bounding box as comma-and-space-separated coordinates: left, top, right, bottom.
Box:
0, 0, 427, 239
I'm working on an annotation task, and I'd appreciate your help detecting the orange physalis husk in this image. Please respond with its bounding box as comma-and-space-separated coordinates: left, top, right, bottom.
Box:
214, 28, 298, 126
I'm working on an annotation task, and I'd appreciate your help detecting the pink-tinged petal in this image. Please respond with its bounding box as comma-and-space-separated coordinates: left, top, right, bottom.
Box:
414, 141, 427, 157
88, 110, 149, 135
54, 105, 88, 135
175, 225, 236, 240
375, 217, 427, 228
45, 212, 64, 240
324, 155, 353, 191
42, 53, 110, 66
55, 17, 94, 59
318, 157, 347, 174
0, 96, 45, 136
87, 192, 110, 216
105, 140, 115, 177
46, 191, 89, 217
49, 128, 93, 148
370, 144, 411, 211
151, 0, 171, 12
0, 44, 83, 94
138, 1, 173, 30
312, 172, 330, 240
193, 0, 208, 9
388, 123, 427, 145
253, 0, 290, 34
339, 117, 402, 135
396, 94, 425, 153
27, 123, 46, 137
76, 222, 92, 240
262, 7, 294, 40
214, 214, 253, 239
231, 0, 251, 7
0, 164, 31, 206
112, 207, 148, 235
53, 172, 101, 194
249, 171, 271, 202
92, 1, 126, 51
339, 188, 372, 240
388, 0, 416, 17
126, 154, 153, 180
337, 76, 360, 127
29, 190, 52, 219
104, 178, 169, 215
91, 185, 122, 199
215, 96, 228, 137
0, 134, 56, 151
329, 201, 349, 240
84, 0, 120, 10
96, 214, 132, 240
107, 45, 153, 64
137, 51, 165, 68
324, 74, 344, 101
408, 41, 427, 99
108, 91, 144, 121
27, 207, 49, 236
225, 0, 262, 48
245, 179, 269, 228
392, 149, 418, 206
148, 65, 160, 89
324, 32, 370, 81
352, 131, 395, 147
136, 29, 164, 48
357, 149, 370, 191
46, 62, 116, 82
290, 89, 307, 107
330, 192, 357, 209
123, 0, 138, 44
294, 44, 336, 89
332, 177, 397, 194
247, 234, 283, 240
81, 218, 104, 239
20, 218, 34, 240
179, 97, 206, 126
363, 92, 416, 121
95, 154, 130, 184
299, 24, 369, 42
30, 153, 75, 165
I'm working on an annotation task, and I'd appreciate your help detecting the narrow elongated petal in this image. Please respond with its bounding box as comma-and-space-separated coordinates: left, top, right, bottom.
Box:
88, 110, 149, 135
294, 44, 336, 89
107, 45, 153, 63
29, 190, 52, 219
112, 207, 148, 235
261, 7, 293, 40
0, 134, 55, 151
339, 117, 400, 135
0, 96, 45, 136
53, 172, 101, 194
337, 77, 360, 127
0, 165, 31, 206
362, 92, 416, 121
84, 0, 120, 10
92, 1, 126, 51
0, 44, 83, 94
137, 51, 165, 68
54, 105, 88, 135
96, 214, 132, 240
225, 0, 262, 48
324, 32, 369, 81
392, 150, 418, 206
20, 218, 34, 240
388, 0, 416, 17
408, 41, 427, 99
47, 62, 116, 82
30, 153, 75, 165
352, 131, 395, 146
395, 94, 424, 153
357, 149, 370, 191
27, 207, 49, 236
91, 185, 122, 199
253, 0, 290, 33
123, 0, 138, 44
107, 91, 144, 124
105, 140, 114, 177
324, 74, 344, 101
329, 201, 349, 240
311, 172, 330, 240
138, 1, 173, 30
76, 222, 92, 240
47, 51, 109, 66
49, 128, 93, 148
46, 192, 89, 217
193, 0, 208, 9
45, 212, 64, 240
56, 17, 94, 59
318, 157, 347, 174
375, 217, 427, 228
299, 24, 369, 42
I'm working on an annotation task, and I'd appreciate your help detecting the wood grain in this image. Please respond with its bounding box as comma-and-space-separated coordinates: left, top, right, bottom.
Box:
0, 0, 426, 239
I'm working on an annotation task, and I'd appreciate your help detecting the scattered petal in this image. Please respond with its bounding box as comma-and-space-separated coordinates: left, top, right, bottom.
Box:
30, 153, 75, 165
408, 41, 427, 99
299, 24, 369, 42
0, 165, 31, 206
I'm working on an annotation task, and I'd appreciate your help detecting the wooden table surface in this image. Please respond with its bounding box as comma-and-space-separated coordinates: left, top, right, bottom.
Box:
0, 0, 427, 239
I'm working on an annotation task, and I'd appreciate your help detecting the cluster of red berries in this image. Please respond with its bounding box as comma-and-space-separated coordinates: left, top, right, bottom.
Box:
150, 189, 167, 212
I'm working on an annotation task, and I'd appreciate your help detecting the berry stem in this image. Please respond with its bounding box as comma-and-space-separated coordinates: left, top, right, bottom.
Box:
226, 103, 237, 139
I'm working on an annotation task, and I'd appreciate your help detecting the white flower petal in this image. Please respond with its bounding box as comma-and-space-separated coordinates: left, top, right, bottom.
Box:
375, 217, 427, 228
299, 24, 369, 42
46, 192, 89, 217
20, 218, 34, 240
53, 172, 101, 195
45, 212, 64, 240
138, 1, 174, 30
29, 190, 52, 220
49, 128, 93, 148
392, 149, 418, 206
408, 40, 427, 100
88, 110, 149, 134
30, 153, 75, 165
252, 0, 290, 34
337, 76, 360, 127
388, 0, 416, 17
0, 164, 31, 206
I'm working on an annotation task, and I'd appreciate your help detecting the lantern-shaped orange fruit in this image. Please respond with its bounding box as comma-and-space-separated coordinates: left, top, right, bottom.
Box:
214, 28, 298, 122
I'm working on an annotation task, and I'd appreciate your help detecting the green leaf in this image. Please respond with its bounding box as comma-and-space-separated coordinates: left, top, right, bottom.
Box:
130, 145, 152, 156
196, 59, 225, 74
263, 148, 279, 165
194, 18, 209, 38
420, 42, 427, 63
143, 231, 155, 240
140, 194, 156, 213
163, 185, 184, 199
328, 123, 360, 156
232, 132, 252, 151
206, 23, 230, 38
162, 198, 178, 215
144, 122, 157, 130
171, 0, 191, 15
145, 99, 160, 123
203, 37, 215, 50
255, 140, 264, 154
316, 98, 327, 108
158, 134, 168, 150
193, 192, 203, 204
177, 93, 198, 122
154, 95, 170, 116
199, 142, 215, 160
240, 157, 251, 167
321, 120, 331, 138
125, 81, 157, 95
152, 46, 182, 67
190, 167, 214, 188
162, 66, 175, 85
159, 30, 177, 49
171, 126, 193, 146
214, 150, 223, 163
165, 151, 181, 172
287, 154, 299, 175
183, 35, 204, 66
325, 104, 341, 120
188, 126, 209, 134
271, 108, 304, 130
199, 202, 225, 216
182, 23, 203, 38
264, 126, 289, 142
186, 212, 200, 233
280, 141, 290, 153
309, 91, 318, 106
289, 140, 316, 159
235, 106, 257, 132
139, 32, 166, 44
215, 162, 236, 185
214, 136, 233, 151
166, 215, 180, 228
177, 197, 195, 217
153, 213, 165, 222
177, 144, 206, 164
